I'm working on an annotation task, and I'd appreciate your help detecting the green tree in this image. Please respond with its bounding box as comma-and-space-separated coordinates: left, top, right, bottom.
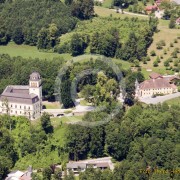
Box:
40, 113, 53, 134
71, 0, 94, 19
66, 125, 89, 160
169, 16, 175, 29
42, 167, 52, 180
70, 33, 88, 56
12, 27, 24, 45
60, 80, 75, 108
0, 156, 12, 179
81, 85, 95, 102
54, 168, 62, 180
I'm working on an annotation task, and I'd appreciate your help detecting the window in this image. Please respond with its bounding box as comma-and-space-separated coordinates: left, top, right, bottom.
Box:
20, 106, 21, 109
20, 111, 21, 114
11, 110, 13, 113
24, 106, 26, 110
15, 111, 17, 114
11, 104, 13, 108
15, 105, 17, 108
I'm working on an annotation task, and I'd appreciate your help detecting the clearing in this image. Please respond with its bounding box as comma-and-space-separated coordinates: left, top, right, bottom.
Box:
0, 42, 71, 60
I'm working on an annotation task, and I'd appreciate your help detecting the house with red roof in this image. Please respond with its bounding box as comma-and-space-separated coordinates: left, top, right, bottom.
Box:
145, 5, 158, 13
176, 17, 180, 25
135, 73, 179, 98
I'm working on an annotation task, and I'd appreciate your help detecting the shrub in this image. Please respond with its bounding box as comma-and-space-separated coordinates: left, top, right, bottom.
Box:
164, 60, 170, 67
159, 40, 166, 46
174, 39, 178, 43
168, 57, 173, 62
171, 51, 177, 58
150, 50, 156, 56
163, 49, 167, 54
134, 60, 140, 67
156, 42, 163, 49
156, 56, 161, 63
146, 56, 151, 61
170, 43, 174, 47
174, 59, 179, 67
153, 60, 158, 67
174, 48, 180, 53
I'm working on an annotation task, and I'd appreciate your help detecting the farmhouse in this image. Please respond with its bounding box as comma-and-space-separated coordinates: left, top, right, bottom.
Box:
67, 157, 114, 174
135, 72, 179, 98
0, 72, 42, 120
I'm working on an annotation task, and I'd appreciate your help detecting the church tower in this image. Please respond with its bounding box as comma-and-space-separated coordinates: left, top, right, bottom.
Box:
29, 72, 42, 105
135, 79, 140, 99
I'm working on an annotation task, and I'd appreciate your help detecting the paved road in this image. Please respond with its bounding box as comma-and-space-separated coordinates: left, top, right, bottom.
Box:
139, 92, 180, 104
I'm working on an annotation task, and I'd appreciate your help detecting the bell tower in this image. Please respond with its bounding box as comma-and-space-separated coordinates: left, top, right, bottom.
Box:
135, 79, 140, 99
29, 72, 42, 104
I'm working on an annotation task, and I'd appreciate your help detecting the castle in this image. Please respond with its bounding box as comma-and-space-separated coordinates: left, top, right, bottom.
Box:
0, 72, 42, 120
135, 72, 179, 98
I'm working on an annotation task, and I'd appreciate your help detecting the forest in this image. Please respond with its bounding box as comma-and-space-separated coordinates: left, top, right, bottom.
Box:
0, 0, 158, 62
0, 54, 65, 100
0, 0, 77, 46
55, 16, 158, 61
1, 103, 180, 179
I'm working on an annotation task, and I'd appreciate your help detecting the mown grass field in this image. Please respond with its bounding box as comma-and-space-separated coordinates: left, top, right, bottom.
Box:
51, 116, 83, 127
0, 42, 71, 60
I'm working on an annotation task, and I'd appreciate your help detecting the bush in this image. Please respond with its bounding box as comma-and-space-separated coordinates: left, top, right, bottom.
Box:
146, 56, 151, 61
164, 60, 170, 67
150, 50, 156, 56
156, 40, 166, 49
163, 49, 167, 54
174, 60, 179, 67
156, 56, 161, 63
174, 39, 178, 43
159, 40, 166, 46
156, 42, 163, 49
171, 51, 177, 58
153, 60, 158, 67
174, 48, 180, 53
170, 43, 174, 47
134, 59, 140, 67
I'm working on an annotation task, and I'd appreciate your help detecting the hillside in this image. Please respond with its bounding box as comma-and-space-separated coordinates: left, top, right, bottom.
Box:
0, 0, 77, 46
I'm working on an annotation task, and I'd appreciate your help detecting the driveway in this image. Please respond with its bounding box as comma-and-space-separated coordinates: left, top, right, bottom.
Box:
139, 92, 180, 104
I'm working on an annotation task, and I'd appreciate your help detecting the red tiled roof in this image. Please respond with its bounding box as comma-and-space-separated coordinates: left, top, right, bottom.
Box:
145, 5, 158, 11
139, 78, 177, 90
149, 72, 162, 79
176, 17, 180, 23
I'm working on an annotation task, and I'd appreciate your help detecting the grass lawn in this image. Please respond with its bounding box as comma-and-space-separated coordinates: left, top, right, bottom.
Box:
42, 101, 61, 109
51, 116, 83, 127
102, 0, 112, 8
80, 99, 93, 106
164, 97, 180, 106
0, 42, 72, 60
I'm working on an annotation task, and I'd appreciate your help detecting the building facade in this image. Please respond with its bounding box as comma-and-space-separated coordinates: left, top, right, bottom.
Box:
135, 72, 179, 98
0, 72, 42, 120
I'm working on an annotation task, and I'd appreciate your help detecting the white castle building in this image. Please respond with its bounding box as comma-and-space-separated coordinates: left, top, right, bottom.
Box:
0, 72, 42, 120
135, 72, 179, 98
